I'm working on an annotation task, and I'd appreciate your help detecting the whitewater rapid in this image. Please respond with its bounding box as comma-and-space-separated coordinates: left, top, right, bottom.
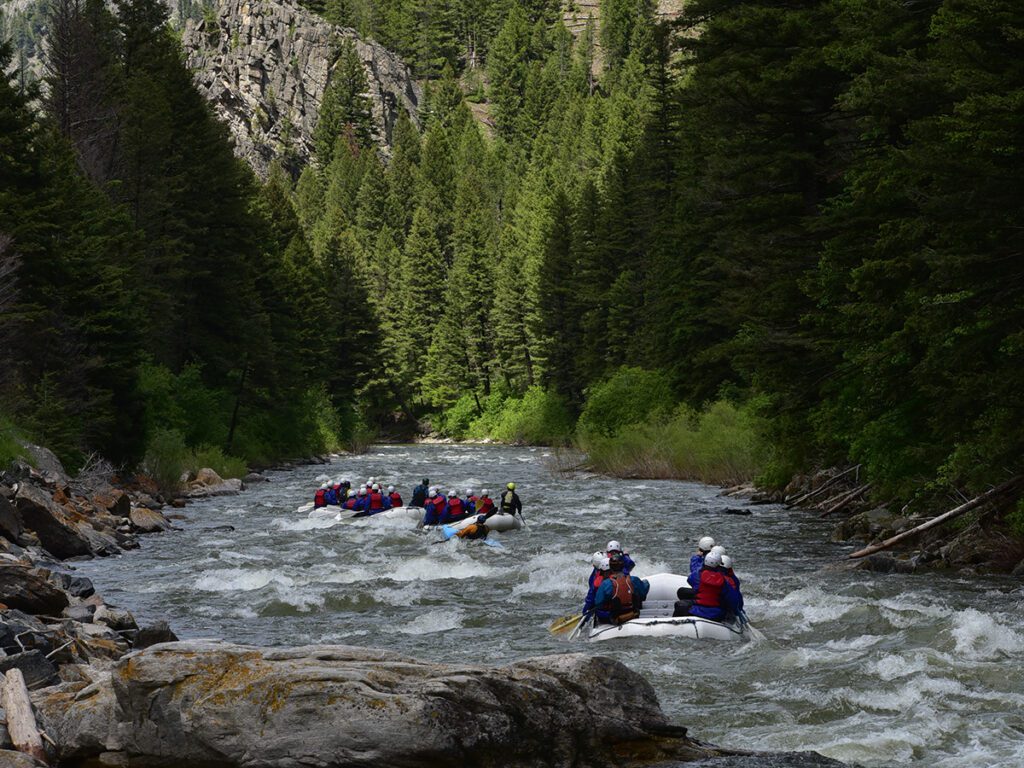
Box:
76, 445, 1024, 767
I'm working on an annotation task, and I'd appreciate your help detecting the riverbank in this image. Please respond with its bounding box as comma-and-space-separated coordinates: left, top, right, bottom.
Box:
0, 444, 847, 766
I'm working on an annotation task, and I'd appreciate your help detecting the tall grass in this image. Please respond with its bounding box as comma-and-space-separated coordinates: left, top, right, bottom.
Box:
578, 400, 766, 485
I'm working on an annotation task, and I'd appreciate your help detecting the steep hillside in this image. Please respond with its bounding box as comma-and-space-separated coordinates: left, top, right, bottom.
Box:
182, 0, 420, 177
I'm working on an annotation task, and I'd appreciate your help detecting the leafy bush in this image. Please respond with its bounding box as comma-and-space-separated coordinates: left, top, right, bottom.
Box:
577, 367, 675, 439
579, 400, 766, 485
0, 414, 26, 469
142, 428, 189, 497
467, 386, 574, 445
187, 445, 248, 480
1006, 499, 1024, 539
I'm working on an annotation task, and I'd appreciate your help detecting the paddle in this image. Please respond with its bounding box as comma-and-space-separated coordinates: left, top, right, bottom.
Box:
567, 611, 591, 641
738, 609, 766, 641
549, 613, 583, 635
482, 538, 505, 549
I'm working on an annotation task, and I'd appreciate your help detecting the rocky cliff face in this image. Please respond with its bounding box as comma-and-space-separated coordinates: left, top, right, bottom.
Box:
181, 0, 421, 178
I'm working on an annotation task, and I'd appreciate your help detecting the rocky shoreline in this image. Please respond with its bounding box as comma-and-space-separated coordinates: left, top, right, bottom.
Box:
1, 445, 847, 767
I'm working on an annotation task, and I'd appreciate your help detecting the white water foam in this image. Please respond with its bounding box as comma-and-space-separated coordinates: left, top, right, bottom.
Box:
394, 608, 465, 635
193, 568, 295, 592
948, 608, 1024, 660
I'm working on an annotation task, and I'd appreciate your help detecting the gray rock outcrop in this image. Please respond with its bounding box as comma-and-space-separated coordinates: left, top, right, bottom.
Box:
33, 640, 720, 767
181, 0, 421, 178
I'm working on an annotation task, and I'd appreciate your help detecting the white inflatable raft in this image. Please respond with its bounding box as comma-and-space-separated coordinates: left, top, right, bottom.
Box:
586, 572, 747, 643
424, 512, 522, 534
349, 505, 423, 523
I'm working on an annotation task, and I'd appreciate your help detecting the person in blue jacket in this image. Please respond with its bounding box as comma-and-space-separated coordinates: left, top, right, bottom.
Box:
689, 550, 740, 621
594, 553, 650, 625
582, 552, 611, 617
688, 535, 716, 587
411, 479, 430, 507
721, 554, 744, 614
605, 540, 635, 574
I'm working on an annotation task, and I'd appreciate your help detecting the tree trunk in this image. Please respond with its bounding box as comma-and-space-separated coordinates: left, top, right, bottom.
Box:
2, 668, 49, 764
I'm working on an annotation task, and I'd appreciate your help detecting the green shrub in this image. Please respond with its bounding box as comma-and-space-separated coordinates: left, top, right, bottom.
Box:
579, 399, 766, 485
143, 428, 189, 497
187, 445, 248, 480
577, 367, 674, 439
468, 386, 574, 445
434, 392, 483, 439
0, 414, 26, 469
1006, 499, 1024, 539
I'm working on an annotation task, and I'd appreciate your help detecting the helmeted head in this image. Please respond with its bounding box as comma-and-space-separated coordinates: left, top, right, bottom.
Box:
721, 554, 733, 570
609, 552, 626, 571
476, 515, 487, 526
429, 487, 437, 496
388, 485, 395, 493
348, 490, 356, 498
590, 550, 606, 569
697, 535, 716, 553
372, 483, 380, 491
358, 488, 367, 496
481, 489, 490, 497
448, 489, 457, 498
710, 544, 726, 557
465, 489, 473, 497
320, 483, 328, 489
606, 540, 622, 554
704, 551, 723, 569
507, 482, 516, 490
597, 556, 611, 572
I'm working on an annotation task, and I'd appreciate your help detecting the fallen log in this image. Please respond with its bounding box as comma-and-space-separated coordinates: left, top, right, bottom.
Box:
1, 668, 49, 764
819, 483, 871, 518
847, 477, 1024, 559
786, 464, 861, 508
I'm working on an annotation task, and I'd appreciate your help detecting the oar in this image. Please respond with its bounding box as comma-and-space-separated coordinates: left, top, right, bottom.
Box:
482, 538, 504, 549
738, 609, 766, 641
549, 613, 582, 635
441, 525, 459, 540
567, 611, 591, 641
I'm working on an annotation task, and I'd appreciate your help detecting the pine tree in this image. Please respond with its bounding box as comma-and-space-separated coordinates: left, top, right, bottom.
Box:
314, 37, 375, 166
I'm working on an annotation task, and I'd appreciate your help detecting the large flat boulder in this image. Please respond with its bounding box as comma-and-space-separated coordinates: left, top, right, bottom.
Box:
33, 641, 719, 767
0, 563, 70, 615
13, 483, 93, 559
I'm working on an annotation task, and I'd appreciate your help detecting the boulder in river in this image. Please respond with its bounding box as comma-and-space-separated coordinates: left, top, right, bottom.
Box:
13, 483, 94, 559
33, 640, 725, 767
127, 507, 171, 533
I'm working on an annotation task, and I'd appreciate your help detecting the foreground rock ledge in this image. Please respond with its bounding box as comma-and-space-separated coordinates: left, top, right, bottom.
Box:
32, 640, 725, 767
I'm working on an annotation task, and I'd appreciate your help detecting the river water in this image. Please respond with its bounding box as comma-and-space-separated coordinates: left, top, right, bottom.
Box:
75, 445, 1024, 768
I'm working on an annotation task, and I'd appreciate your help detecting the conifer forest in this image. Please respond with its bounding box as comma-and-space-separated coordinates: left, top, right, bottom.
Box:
1, 0, 1021, 516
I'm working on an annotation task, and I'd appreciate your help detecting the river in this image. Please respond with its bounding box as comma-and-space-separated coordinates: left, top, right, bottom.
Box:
75, 445, 1024, 768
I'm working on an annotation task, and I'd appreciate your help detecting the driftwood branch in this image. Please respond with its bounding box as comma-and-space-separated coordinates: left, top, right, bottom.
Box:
819, 483, 871, 518
847, 477, 1024, 559
786, 464, 861, 508
2, 668, 50, 764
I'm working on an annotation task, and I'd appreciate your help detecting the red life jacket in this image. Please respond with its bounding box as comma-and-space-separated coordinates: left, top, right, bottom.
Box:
478, 497, 495, 515
695, 569, 726, 608
389, 492, 402, 507
602, 572, 639, 624
431, 494, 446, 510
369, 491, 384, 510
446, 497, 464, 517
314, 489, 327, 507
343, 498, 357, 510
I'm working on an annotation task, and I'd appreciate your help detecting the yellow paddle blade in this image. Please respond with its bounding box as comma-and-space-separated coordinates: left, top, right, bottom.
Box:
549, 614, 583, 635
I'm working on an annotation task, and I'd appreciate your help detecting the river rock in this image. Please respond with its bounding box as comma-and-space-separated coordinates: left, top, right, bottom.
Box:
187, 478, 243, 498
0, 493, 22, 542
33, 640, 719, 767
127, 507, 171, 533
22, 443, 71, 487
133, 621, 178, 649
0, 563, 70, 615
13, 483, 93, 559
0, 649, 60, 690
93, 605, 138, 633
243, 472, 268, 484
0, 749, 48, 767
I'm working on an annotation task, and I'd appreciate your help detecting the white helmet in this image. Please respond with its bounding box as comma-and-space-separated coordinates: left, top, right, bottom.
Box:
358, 488, 367, 495
465, 489, 473, 497
597, 556, 611, 571
447, 489, 457, 497
348, 490, 356, 498
481, 489, 489, 496
372, 483, 380, 491
704, 551, 723, 568
590, 551, 605, 569
710, 544, 726, 557
388, 485, 395, 492
721, 555, 733, 570
698, 535, 716, 552
429, 487, 437, 495
606, 540, 622, 553
320, 483, 328, 489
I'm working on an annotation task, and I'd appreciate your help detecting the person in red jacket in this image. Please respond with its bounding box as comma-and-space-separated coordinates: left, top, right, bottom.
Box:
476, 490, 496, 518
388, 485, 403, 507
363, 483, 392, 516
313, 484, 328, 509
688, 551, 740, 621
441, 490, 467, 523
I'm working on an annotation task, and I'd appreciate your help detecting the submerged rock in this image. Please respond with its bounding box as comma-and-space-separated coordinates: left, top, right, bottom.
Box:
33, 640, 726, 767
